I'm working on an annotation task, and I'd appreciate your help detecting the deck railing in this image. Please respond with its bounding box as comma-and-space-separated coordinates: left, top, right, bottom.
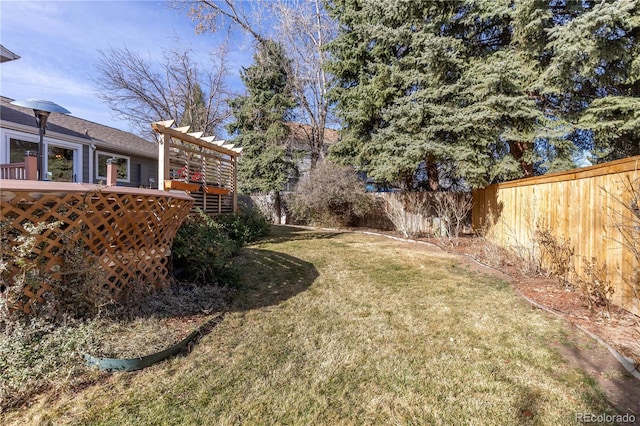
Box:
0, 151, 37, 180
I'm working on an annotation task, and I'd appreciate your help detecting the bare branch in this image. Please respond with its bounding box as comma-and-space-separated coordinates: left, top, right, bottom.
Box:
93, 42, 232, 139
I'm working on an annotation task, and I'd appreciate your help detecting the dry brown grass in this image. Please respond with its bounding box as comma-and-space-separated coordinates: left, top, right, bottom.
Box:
3, 226, 614, 425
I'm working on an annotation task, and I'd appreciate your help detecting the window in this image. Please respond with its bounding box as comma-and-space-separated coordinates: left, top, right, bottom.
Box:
47, 146, 75, 182
9, 138, 37, 163
96, 152, 130, 182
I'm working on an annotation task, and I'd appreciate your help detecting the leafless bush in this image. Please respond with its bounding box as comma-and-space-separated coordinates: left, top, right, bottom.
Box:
1, 221, 114, 323
287, 161, 372, 227
575, 257, 615, 311
382, 193, 432, 238
605, 174, 640, 301
433, 192, 473, 244
57, 236, 113, 318
534, 220, 575, 289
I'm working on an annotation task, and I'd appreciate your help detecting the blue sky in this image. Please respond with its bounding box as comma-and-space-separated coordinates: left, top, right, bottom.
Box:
0, 0, 254, 133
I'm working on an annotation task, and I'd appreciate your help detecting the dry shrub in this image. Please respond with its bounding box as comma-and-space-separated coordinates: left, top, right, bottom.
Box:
575, 257, 615, 311
433, 192, 473, 243
534, 220, 575, 289
0, 220, 114, 323
383, 193, 433, 238
288, 161, 372, 227
606, 174, 640, 301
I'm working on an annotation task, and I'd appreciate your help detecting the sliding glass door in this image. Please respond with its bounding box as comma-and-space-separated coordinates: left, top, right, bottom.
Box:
46, 146, 76, 182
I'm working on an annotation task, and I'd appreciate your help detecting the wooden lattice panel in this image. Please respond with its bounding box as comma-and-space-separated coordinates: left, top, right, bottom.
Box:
0, 181, 193, 312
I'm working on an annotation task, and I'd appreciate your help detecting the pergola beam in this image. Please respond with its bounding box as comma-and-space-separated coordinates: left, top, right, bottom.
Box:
152, 120, 242, 214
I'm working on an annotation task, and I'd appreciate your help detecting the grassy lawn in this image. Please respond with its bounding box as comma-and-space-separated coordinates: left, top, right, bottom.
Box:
5, 226, 611, 425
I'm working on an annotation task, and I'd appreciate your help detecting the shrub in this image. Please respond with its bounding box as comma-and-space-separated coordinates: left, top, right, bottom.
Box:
433, 192, 473, 242
172, 211, 237, 286
534, 221, 575, 289
287, 161, 373, 227
213, 203, 271, 247
1, 221, 113, 323
172, 206, 270, 286
575, 257, 615, 311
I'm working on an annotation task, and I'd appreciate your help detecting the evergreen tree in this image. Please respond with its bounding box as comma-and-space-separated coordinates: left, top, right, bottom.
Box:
528, 0, 640, 162
326, 0, 555, 188
327, 0, 639, 188
181, 83, 208, 130
227, 40, 297, 221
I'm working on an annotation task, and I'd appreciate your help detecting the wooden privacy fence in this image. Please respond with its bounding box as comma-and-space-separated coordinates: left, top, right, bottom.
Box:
152, 120, 242, 214
0, 180, 193, 312
473, 156, 640, 316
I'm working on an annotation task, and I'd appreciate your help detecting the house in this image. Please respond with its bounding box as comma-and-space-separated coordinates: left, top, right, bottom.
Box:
0, 45, 20, 63
284, 122, 340, 190
0, 96, 158, 187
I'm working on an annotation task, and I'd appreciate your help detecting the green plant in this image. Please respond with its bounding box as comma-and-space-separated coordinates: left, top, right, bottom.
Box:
172, 210, 237, 286
213, 204, 271, 247
288, 161, 373, 227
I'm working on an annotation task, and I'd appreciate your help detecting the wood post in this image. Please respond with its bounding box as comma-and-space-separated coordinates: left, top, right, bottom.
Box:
232, 156, 238, 213
106, 158, 118, 186
158, 133, 171, 191
24, 151, 37, 181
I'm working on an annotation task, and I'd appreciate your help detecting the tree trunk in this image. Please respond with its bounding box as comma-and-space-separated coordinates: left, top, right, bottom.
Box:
274, 191, 282, 224
425, 158, 440, 191
509, 141, 534, 177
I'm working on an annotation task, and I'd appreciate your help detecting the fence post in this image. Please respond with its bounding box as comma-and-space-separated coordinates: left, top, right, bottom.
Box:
106, 158, 118, 186
24, 151, 38, 180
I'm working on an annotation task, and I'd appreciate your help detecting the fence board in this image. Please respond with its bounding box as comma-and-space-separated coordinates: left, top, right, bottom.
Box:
473, 156, 640, 316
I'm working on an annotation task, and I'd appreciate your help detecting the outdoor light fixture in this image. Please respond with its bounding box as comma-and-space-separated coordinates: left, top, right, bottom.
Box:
10, 98, 71, 181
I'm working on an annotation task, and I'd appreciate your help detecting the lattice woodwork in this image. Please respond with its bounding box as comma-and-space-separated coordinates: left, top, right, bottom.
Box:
152, 120, 240, 213
1, 181, 193, 312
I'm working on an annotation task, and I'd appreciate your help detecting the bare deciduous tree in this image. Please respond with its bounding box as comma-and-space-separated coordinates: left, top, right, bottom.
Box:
94, 43, 232, 139
271, 0, 337, 169
181, 0, 337, 169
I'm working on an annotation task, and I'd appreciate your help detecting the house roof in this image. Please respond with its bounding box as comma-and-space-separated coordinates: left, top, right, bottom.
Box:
286, 122, 340, 146
0, 96, 157, 158
0, 45, 20, 63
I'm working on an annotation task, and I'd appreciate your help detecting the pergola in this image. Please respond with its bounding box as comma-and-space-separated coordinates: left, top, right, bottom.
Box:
152, 120, 243, 214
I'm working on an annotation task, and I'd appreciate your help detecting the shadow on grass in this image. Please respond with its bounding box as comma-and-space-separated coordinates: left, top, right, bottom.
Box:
257, 224, 344, 245
230, 247, 319, 311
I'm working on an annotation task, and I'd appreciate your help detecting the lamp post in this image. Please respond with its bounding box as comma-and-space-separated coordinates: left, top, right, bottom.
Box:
10, 99, 70, 181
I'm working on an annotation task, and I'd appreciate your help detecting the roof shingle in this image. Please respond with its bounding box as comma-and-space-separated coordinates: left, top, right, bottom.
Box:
0, 96, 157, 158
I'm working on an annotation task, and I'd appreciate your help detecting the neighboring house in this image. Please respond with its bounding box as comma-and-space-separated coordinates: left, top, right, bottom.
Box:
0, 45, 20, 63
0, 96, 158, 187
284, 122, 339, 190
